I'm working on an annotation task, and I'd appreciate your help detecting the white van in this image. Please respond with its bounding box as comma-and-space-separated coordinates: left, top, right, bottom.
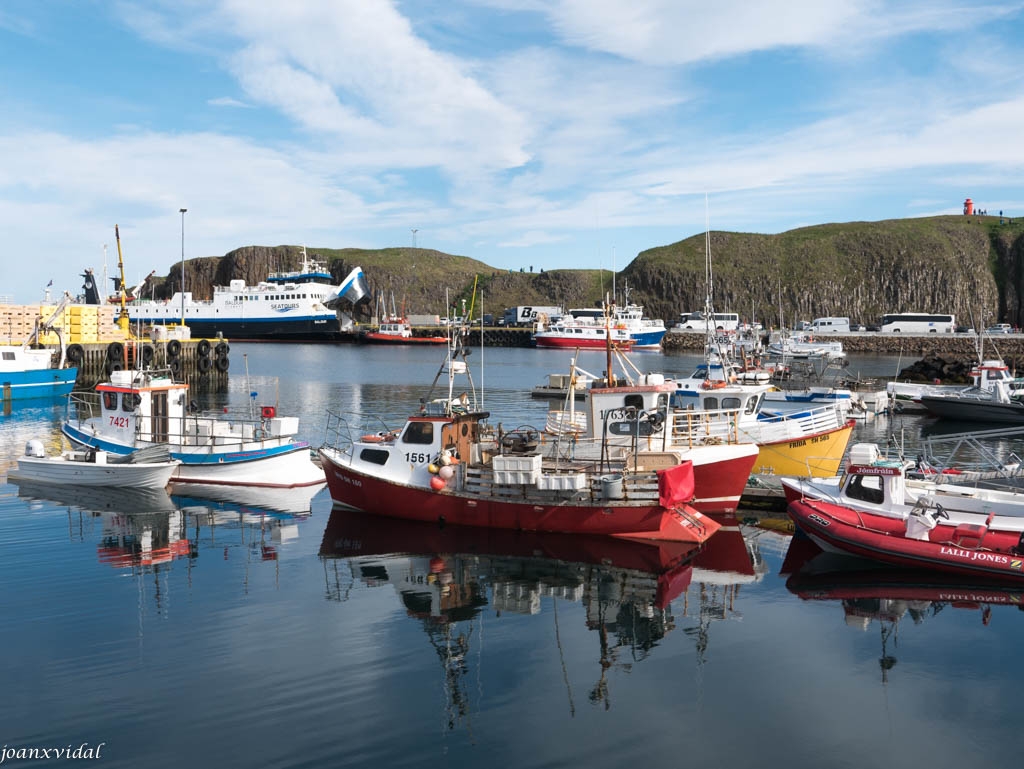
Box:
809, 317, 850, 333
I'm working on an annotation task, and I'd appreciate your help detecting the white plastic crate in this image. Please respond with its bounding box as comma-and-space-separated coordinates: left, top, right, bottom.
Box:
493, 469, 540, 485
493, 454, 542, 472
535, 472, 587, 491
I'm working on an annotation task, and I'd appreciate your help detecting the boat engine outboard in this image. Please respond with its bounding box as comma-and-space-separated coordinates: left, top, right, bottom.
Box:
25, 439, 45, 458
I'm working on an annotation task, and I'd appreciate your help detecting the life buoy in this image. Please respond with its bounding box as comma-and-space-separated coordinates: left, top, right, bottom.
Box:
215, 355, 230, 372
360, 431, 397, 443
701, 380, 728, 390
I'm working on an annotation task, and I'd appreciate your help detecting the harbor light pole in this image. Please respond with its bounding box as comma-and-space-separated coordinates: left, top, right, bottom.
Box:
411, 228, 418, 248
179, 208, 187, 326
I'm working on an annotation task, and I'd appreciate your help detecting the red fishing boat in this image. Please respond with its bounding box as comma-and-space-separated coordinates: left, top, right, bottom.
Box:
787, 497, 1024, 581
319, 333, 756, 544
361, 318, 448, 344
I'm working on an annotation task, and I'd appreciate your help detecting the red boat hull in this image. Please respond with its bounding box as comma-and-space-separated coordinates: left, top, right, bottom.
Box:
319, 450, 726, 544
534, 336, 633, 350
361, 333, 448, 344
787, 498, 1024, 581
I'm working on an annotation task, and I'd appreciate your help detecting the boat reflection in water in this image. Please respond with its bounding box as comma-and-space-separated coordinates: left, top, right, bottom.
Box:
18, 478, 315, 580
320, 508, 700, 717
783, 539, 1024, 681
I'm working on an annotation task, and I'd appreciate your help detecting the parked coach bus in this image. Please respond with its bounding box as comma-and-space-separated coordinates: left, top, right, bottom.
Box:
879, 312, 956, 333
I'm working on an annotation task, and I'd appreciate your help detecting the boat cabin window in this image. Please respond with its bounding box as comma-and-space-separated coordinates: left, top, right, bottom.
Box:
359, 448, 390, 466
846, 474, 884, 504
402, 422, 435, 445
623, 394, 644, 411
1, 352, 14, 361
721, 397, 742, 410
746, 395, 761, 415
121, 392, 142, 412
103, 391, 118, 410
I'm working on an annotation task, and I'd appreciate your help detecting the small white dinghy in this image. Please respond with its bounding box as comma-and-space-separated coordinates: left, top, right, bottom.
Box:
11, 440, 180, 489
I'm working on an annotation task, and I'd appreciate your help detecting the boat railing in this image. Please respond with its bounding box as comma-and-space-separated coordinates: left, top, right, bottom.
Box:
66, 391, 102, 423
667, 408, 742, 447
322, 409, 394, 451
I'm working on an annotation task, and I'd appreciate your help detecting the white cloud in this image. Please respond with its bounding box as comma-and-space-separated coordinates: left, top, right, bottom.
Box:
219, 0, 531, 173
207, 96, 253, 108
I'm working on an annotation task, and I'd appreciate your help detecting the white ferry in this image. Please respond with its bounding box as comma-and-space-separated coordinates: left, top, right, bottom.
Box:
91, 249, 370, 342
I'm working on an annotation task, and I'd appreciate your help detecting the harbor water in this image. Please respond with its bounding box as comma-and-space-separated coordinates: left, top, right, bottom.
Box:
2, 344, 1023, 769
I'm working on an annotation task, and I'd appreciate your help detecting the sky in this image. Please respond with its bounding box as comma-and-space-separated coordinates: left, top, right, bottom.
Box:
3, 0, 1024, 302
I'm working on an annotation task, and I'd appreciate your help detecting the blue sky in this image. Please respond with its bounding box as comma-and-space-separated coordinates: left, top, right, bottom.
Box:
3, 1, 1024, 302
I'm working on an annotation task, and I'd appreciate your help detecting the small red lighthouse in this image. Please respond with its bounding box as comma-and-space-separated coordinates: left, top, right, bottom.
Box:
964, 198, 974, 215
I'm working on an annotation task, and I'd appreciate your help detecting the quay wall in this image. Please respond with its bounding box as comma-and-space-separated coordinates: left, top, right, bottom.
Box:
69, 340, 229, 392
439, 327, 1023, 357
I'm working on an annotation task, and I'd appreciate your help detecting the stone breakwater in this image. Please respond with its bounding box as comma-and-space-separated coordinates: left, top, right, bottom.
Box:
662, 331, 1024, 357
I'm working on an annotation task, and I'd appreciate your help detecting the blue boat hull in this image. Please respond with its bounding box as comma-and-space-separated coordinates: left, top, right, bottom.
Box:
0, 367, 77, 402
630, 329, 666, 348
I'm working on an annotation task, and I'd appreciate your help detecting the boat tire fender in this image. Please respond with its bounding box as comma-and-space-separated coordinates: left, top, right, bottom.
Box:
166, 339, 182, 358
168, 358, 182, 376
107, 341, 124, 361
197, 356, 211, 372
106, 359, 124, 374
141, 344, 155, 364
196, 339, 211, 357
215, 342, 230, 357
66, 344, 84, 364
215, 355, 230, 372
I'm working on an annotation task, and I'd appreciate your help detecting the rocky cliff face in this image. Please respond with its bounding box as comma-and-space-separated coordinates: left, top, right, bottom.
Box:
144, 217, 1024, 328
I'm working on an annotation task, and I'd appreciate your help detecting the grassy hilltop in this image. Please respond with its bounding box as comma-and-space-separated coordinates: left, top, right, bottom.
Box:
156, 214, 1024, 327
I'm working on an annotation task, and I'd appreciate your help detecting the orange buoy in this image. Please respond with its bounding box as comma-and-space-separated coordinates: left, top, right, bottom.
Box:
430, 475, 446, 491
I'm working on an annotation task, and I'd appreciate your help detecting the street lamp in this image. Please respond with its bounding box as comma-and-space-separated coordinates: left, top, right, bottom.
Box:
179, 208, 187, 326
411, 228, 418, 248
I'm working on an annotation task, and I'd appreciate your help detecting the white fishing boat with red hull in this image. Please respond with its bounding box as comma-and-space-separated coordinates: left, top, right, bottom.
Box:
318, 331, 756, 543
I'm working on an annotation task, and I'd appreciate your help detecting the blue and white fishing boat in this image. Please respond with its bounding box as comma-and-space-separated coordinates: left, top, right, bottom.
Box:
61, 368, 325, 488
1, 293, 78, 403
1, 343, 77, 403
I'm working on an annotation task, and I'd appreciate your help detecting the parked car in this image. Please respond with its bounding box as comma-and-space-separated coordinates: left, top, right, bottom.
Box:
986, 323, 1013, 334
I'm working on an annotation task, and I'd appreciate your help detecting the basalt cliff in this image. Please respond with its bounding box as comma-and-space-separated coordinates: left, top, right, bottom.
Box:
143, 215, 1024, 327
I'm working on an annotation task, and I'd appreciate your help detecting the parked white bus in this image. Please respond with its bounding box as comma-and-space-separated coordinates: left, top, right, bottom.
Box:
879, 312, 956, 333
677, 311, 741, 332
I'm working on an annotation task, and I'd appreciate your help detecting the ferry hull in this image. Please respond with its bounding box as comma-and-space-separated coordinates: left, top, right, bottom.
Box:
751, 420, 855, 477
318, 449, 721, 544
168, 317, 345, 342
0, 367, 77, 402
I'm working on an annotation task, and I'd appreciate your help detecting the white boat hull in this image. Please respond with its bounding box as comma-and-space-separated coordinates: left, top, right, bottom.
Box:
11, 455, 179, 488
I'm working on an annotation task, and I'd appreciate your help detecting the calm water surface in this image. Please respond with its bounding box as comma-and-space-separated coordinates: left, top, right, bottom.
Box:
2, 345, 1023, 769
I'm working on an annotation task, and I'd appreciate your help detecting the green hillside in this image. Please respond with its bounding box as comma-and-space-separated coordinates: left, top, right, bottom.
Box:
155, 214, 1024, 327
